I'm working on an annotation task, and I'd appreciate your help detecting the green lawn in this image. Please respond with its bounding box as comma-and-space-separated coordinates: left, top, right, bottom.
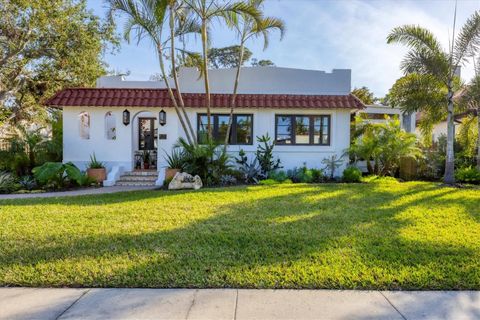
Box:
1, 179, 479, 289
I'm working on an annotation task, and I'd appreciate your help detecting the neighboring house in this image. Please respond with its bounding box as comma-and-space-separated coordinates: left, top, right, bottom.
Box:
356, 104, 416, 133
414, 110, 477, 142
46, 67, 364, 186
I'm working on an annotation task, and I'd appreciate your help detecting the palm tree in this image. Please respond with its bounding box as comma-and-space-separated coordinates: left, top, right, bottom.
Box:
387, 10, 480, 184
223, 0, 285, 146
183, 0, 261, 139
109, 0, 195, 144
457, 55, 480, 169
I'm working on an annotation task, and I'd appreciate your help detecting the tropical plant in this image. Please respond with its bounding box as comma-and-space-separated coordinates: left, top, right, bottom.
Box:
183, 0, 262, 139
235, 149, 264, 183
322, 155, 344, 180
32, 162, 90, 189
220, 174, 237, 186
349, 118, 420, 176
342, 166, 362, 183
457, 55, 480, 169
351, 86, 376, 105
88, 153, 105, 169
455, 166, 480, 184
176, 137, 231, 185
0, 171, 18, 194
269, 170, 288, 182
456, 115, 478, 166
255, 133, 281, 177
164, 148, 185, 169
18, 176, 37, 190
109, 0, 196, 144
223, 0, 284, 144
387, 11, 480, 184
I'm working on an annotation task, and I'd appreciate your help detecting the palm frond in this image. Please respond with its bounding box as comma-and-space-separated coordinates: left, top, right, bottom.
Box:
453, 11, 480, 68
387, 25, 444, 55
251, 16, 285, 50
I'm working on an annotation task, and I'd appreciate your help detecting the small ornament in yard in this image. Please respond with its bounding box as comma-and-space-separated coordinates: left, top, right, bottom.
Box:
168, 172, 202, 190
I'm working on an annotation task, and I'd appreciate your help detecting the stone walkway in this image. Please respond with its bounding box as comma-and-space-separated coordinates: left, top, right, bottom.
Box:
1, 288, 479, 320
0, 186, 158, 200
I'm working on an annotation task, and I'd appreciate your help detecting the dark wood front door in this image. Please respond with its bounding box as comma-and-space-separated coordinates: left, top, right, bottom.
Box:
138, 117, 156, 150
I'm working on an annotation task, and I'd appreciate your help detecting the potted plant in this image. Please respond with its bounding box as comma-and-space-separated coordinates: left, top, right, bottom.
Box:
86, 153, 106, 183
143, 150, 151, 170
164, 148, 184, 180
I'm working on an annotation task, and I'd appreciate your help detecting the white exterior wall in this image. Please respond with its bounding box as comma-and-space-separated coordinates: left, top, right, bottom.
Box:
64, 106, 351, 179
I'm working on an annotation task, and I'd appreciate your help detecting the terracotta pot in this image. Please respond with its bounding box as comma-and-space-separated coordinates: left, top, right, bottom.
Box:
165, 168, 180, 180
87, 168, 106, 183
144, 163, 150, 170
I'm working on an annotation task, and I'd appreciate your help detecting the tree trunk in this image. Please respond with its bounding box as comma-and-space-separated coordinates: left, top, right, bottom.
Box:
201, 21, 212, 140
444, 85, 456, 184
157, 44, 193, 145
477, 105, 480, 170
169, 7, 196, 144
224, 42, 245, 146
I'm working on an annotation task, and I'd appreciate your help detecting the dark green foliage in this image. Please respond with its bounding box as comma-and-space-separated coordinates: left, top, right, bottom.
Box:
455, 167, 480, 184
220, 175, 237, 186
176, 138, 231, 186
342, 167, 362, 183
208, 46, 253, 68
88, 153, 105, 169
286, 165, 325, 183
18, 176, 37, 190
255, 134, 281, 177
32, 162, 91, 190
236, 150, 264, 184
0, 171, 18, 194
163, 148, 185, 170
269, 170, 288, 182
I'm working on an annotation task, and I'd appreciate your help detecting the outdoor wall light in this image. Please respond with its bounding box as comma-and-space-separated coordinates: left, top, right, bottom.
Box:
122, 109, 130, 126
159, 109, 167, 126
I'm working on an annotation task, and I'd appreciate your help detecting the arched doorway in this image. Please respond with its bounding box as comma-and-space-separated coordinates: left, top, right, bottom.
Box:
131, 110, 158, 170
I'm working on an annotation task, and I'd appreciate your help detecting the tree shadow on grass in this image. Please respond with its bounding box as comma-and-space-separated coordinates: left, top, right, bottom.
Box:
1, 182, 479, 289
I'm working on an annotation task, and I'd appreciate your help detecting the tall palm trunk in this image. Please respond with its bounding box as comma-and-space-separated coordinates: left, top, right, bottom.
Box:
477, 104, 480, 169
157, 44, 193, 145
445, 85, 456, 184
201, 21, 212, 140
169, 6, 197, 144
224, 42, 245, 146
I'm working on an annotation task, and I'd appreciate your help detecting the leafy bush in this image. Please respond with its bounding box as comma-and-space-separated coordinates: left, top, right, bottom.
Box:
18, 176, 37, 190
176, 138, 231, 186
322, 155, 343, 180
220, 175, 237, 186
236, 150, 264, 184
256, 134, 281, 177
0, 171, 18, 194
32, 162, 91, 189
88, 153, 105, 169
259, 179, 280, 185
342, 166, 362, 183
349, 117, 420, 176
269, 170, 289, 182
455, 167, 480, 184
286, 165, 325, 183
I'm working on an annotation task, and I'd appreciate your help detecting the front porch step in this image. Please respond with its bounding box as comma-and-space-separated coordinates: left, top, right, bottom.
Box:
115, 171, 159, 186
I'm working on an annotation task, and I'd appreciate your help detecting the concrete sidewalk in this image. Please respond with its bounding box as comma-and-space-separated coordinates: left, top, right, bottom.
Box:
1, 288, 479, 320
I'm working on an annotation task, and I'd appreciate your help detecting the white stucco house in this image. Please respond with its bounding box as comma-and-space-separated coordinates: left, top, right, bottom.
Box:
46, 67, 364, 186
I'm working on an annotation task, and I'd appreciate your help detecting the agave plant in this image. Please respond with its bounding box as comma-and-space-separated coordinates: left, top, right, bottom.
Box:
0, 171, 18, 194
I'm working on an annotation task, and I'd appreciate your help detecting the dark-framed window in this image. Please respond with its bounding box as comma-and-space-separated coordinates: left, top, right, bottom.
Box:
275, 115, 331, 145
197, 114, 253, 145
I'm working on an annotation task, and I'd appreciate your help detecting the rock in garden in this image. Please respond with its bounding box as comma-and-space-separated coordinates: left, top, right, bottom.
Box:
168, 172, 203, 190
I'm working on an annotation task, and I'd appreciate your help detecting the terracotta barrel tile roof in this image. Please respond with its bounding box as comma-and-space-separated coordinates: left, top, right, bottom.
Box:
45, 88, 364, 110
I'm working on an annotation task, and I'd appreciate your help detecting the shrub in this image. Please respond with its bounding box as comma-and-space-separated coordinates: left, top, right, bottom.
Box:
236, 150, 264, 184
176, 138, 231, 186
342, 166, 362, 183
163, 148, 185, 170
259, 179, 280, 185
18, 176, 37, 190
0, 171, 18, 194
88, 153, 105, 169
32, 162, 91, 189
310, 168, 326, 183
269, 170, 288, 182
220, 175, 237, 186
455, 167, 480, 184
256, 134, 281, 177
287, 166, 312, 183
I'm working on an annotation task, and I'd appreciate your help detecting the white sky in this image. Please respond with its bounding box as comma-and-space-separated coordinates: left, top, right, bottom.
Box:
89, 0, 480, 97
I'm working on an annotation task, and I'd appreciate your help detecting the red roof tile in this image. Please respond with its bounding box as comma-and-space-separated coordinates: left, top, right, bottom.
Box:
45, 88, 364, 110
